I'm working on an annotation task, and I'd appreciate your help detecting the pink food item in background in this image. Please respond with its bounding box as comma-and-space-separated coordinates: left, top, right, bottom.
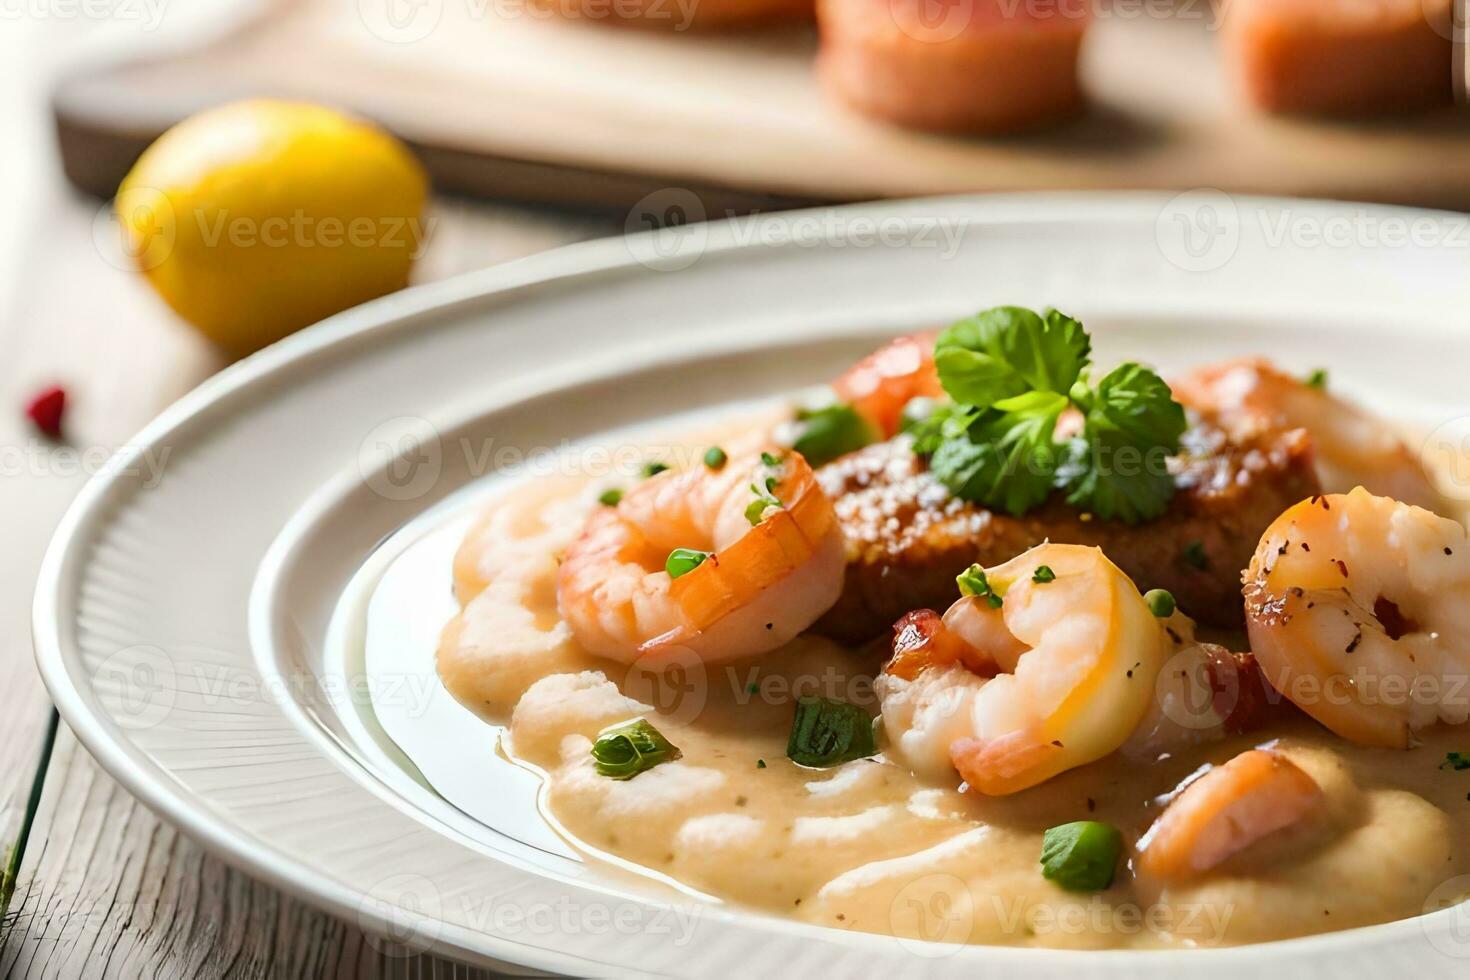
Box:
816, 0, 1091, 134
1222, 0, 1453, 115
25, 384, 66, 439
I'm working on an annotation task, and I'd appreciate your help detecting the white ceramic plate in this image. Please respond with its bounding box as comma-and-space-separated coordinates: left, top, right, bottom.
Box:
35, 194, 1470, 977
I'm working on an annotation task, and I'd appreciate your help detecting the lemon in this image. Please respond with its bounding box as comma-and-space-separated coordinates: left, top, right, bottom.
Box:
116, 100, 429, 358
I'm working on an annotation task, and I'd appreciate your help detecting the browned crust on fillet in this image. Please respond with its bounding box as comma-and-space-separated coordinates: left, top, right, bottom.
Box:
813, 418, 1320, 645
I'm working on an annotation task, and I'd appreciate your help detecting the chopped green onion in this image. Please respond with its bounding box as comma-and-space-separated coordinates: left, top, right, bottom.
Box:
786, 698, 875, 768
666, 548, 711, 579
1305, 368, 1329, 390
704, 446, 728, 470
745, 477, 783, 526
591, 719, 681, 780
1032, 565, 1056, 584
789, 403, 874, 468
598, 488, 624, 507
1040, 821, 1122, 891
760, 451, 783, 467
1145, 589, 1176, 618
956, 563, 1003, 608
642, 461, 670, 478
1441, 752, 1470, 771
1181, 540, 1209, 570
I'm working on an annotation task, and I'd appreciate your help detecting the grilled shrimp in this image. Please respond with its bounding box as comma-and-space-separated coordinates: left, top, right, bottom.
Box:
1244, 488, 1470, 748
557, 449, 845, 666
1135, 747, 1324, 879
877, 543, 1173, 794
1173, 357, 1443, 511
831, 331, 942, 438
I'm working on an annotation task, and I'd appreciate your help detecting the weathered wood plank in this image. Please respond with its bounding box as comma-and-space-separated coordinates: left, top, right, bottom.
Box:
2, 726, 543, 979
0, 190, 614, 977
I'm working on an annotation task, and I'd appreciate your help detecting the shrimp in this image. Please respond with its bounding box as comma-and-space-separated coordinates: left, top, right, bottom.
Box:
1173, 357, 1444, 512
1135, 748, 1324, 879
831, 331, 942, 438
1244, 487, 1470, 748
876, 543, 1172, 794
557, 449, 845, 666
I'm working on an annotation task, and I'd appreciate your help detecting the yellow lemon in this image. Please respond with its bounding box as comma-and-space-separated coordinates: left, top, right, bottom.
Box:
116, 99, 429, 358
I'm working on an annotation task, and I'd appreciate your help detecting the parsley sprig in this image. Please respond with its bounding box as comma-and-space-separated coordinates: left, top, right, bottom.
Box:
919, 306, 1186, 525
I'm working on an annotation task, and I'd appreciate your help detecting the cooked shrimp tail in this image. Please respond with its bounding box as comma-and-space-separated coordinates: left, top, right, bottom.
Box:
558, 449, 845, 666
877, 543, 1173, 794
1244, 488, 1470, 747
1135, 748, 1324, 878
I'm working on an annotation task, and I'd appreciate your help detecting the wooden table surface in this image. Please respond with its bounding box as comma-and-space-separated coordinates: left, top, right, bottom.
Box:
0, 184, 621, 977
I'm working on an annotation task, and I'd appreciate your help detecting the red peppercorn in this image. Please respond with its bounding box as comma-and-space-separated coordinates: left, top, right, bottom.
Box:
25, 385, 66, 439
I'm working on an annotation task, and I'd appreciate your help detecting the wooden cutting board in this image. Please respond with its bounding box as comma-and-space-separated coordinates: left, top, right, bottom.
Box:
54, 0, 1470, 212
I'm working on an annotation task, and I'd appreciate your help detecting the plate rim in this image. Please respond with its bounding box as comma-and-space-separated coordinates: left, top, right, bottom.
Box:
32, 191, 1470, 974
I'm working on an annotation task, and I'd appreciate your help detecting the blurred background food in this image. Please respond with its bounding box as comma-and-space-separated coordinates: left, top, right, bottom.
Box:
49, 0, 1466, 357
116, 99, 427, 356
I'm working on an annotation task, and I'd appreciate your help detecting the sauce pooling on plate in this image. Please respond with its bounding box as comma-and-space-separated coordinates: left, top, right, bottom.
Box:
436, 314, 1470, 949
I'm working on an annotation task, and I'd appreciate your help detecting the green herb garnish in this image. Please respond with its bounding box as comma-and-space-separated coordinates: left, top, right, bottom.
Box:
1055, 363, 1187, 525
745, 457, 784, 525
598, 488, 624, 507
704, 446, 728, 470
1040, 821, 1122, 892
1181, 540, 1209, 570
591, 719, 681, 780
745, 487, 781, 526
786, 698, 875, 768
1442, 752, 1470, 771
1032, 565, 1056, 584
934, 306, 1091, 406
1145, 589, 1176, 618
790, 403, 874, 467
666, 548, 711, 579
956, 563, 1003, 608
642, 461, 670, 478
1305, 368, 1328, 390
923, 306, 1186, 525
